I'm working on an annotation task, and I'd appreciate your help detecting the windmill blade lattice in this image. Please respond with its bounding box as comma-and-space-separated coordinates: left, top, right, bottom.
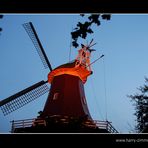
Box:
0, 80, 49, 116
23, 22, 52, 71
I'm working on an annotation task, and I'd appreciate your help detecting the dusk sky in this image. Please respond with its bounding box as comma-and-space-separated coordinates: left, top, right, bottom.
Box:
0, 14, 148, 133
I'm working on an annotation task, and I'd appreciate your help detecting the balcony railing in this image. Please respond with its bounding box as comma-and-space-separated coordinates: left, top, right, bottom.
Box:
10, 117, 118, 133
94, 120, 118, 133
10, 118, 35, 133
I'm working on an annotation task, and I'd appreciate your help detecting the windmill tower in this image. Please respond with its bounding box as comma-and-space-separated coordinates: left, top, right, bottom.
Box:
41, 41, 95, 120
0, 22, 118, 133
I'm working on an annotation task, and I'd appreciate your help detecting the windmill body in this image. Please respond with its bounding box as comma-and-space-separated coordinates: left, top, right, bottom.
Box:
41, 51, 92, 119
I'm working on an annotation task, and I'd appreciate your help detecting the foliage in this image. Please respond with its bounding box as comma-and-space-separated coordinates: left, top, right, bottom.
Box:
0, 15, 4, 33
71, 14, 111, 48
128, 77, 148, 133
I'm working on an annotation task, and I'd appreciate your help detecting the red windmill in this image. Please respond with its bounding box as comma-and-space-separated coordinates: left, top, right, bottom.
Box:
0, 22, 118, 133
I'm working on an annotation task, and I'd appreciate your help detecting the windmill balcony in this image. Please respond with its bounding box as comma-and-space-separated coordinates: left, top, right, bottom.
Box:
10, 116, 118, 133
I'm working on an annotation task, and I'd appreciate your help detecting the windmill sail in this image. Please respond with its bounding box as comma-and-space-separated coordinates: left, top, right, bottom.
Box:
0, 80, 49, 116
23, 22, 52, 71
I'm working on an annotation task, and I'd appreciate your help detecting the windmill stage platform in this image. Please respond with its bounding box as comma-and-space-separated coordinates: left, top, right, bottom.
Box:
11, 115, 118, 133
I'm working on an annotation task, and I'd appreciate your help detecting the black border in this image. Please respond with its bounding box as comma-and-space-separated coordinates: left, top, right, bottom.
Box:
1, 133, 148, 146
0, 0, 148, 13
1, 0, 148, 146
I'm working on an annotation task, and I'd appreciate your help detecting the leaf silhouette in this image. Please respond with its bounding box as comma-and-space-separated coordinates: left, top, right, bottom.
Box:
101, 14, 111, 20
0, 15, 3, 19
71, 14, 111, 48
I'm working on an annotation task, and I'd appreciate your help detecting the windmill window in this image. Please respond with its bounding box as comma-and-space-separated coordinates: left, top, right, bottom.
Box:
53, 93, 59, 100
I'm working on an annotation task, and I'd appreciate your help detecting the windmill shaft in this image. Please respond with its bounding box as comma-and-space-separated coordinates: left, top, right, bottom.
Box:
89, 43, 97, 48
88, 38, 93, 47
86, 54, 104, 68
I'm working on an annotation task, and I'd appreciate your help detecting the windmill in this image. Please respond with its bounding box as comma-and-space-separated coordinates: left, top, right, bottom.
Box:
0, 22, 118, 133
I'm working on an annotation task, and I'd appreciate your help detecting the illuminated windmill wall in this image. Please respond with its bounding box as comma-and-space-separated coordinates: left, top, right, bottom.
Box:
41, 43, 95, 119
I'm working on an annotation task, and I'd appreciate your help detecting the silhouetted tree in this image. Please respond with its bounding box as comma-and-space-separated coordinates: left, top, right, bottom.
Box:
0, 15, 4, 33
128, 77, 148, 133
71, 14, 111, 48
